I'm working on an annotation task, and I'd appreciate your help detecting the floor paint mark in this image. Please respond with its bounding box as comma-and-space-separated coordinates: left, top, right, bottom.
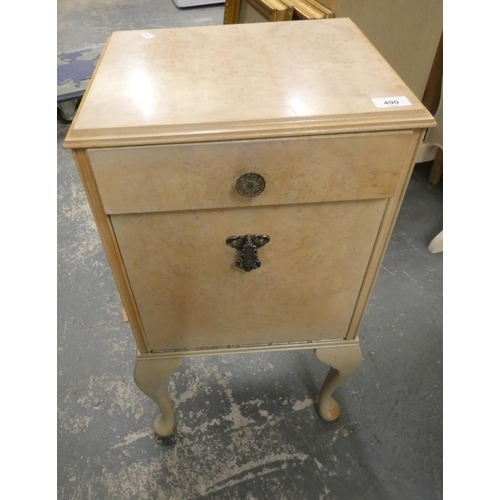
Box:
111, 429, 152, 449
292, 398, 314, 411
201, 452, 309, 496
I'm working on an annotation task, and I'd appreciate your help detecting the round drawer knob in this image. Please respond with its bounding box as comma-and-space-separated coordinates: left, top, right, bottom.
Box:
236, 172, 266, 197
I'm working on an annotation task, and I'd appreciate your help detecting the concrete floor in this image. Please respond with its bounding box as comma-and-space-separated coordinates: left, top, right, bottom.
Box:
57, 2, 443, 499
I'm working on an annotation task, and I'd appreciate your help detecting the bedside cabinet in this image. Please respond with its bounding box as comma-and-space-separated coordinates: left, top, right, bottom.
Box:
64, 19, 435, 436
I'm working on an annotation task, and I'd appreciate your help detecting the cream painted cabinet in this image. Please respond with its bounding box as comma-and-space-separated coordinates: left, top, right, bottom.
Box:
64, 19, 435, 436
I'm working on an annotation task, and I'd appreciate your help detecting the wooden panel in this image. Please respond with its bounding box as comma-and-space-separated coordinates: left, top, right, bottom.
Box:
336, 0, 443, 99
422, 34, 443, 116
71, 150, 150, 353
346, 129, 424, 340
110, 199, 387, 351
63, 19, 435, 149
90, 131, 411, 215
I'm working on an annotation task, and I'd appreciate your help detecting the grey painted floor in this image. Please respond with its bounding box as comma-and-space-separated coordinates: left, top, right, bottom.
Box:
57, 2, 443, 499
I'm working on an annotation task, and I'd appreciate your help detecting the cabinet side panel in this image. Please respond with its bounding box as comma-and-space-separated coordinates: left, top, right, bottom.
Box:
71, 149, 150, 353
346, 129, 425, 340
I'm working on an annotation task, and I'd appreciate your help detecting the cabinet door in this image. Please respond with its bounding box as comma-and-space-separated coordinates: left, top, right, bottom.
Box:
111, 199, 386, 351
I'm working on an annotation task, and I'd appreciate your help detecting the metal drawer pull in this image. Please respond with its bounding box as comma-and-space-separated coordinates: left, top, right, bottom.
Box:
226, 234, 270, 272
236, 172, 266, 197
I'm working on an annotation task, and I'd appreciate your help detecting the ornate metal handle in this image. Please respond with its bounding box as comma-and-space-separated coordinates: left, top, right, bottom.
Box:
236, 173, 266, 197
226, 234, 270, 272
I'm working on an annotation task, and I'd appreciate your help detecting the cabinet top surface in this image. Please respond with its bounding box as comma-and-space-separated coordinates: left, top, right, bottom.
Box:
64, 19, 435, 148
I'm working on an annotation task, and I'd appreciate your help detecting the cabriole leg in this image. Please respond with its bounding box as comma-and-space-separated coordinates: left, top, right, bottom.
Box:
316, 341, 362, 421
134, 355, 181, 437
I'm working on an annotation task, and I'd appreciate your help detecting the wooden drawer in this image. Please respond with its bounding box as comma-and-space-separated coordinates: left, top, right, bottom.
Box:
89, 131, 412, 215
110, 198, 387, 351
